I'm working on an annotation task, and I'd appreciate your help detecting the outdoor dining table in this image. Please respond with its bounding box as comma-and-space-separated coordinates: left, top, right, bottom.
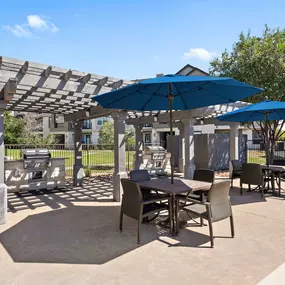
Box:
261, 165, 285, 196
138, 177, 212, 235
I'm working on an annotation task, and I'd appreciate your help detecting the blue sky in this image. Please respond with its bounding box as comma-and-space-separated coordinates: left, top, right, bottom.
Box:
0, 0, 285, 80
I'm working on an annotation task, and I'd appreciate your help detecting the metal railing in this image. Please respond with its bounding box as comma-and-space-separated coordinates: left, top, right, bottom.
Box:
247, 140, 285, 164
5, 143, 135, 177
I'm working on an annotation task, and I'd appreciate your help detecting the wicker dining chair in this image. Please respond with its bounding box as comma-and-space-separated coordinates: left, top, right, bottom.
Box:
230, 160, 243, 188
178, 169, 215, 202
120, 178, 172, 244
178, 180, 234, 248
240, 163, 267, 198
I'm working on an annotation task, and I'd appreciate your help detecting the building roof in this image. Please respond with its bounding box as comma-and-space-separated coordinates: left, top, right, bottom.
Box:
176, 64, 209, 76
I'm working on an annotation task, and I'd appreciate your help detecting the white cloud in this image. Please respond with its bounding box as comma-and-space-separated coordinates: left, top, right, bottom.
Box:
3, 15, 59, 38
183, 48, 220, 61
3, 24, 32, 38
27, 15, 48, 30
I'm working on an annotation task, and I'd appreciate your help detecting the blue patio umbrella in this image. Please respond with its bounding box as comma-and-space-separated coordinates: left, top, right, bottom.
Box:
93, 74, 263, 183
217, 100, 285, 166
217, 100, 285, 122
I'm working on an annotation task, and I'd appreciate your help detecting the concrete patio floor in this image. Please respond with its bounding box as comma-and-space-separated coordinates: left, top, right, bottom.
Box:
1, 177, 285, 285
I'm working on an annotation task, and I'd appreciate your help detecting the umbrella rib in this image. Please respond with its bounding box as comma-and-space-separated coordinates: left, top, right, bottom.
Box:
101, 84, 153, 108
179, 81, 237, 103
140, 84, 165, 110
173, 82, 188, 109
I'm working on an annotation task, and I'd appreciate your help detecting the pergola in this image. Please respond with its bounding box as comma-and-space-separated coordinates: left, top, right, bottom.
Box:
0, 56, 246, 203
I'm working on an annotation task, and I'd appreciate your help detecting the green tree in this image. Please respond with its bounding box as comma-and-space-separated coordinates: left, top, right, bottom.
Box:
22, 134, 58, 146
98, 121, 114, 148
125, 129, 135, 149
210, 26, 285, 164
4, 112, 25, 144
98, 121, 135, 149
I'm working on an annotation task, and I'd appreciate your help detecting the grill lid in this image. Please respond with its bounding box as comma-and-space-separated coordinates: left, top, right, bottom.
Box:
22, 148, 51, 159
144, 146, 166, 152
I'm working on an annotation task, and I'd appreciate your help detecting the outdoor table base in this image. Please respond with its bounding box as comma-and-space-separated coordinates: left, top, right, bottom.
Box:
262, 165, 285, 197
138, 178, 211, 236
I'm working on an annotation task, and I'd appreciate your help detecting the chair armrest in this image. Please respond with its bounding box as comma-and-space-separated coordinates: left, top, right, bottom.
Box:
178, 196, 210, 206
142, 197, 171, 205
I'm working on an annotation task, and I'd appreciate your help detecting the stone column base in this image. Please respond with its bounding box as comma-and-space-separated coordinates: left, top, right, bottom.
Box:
113, 172, 128, 202
73, 165, 85, 186
0, 183, 7, 224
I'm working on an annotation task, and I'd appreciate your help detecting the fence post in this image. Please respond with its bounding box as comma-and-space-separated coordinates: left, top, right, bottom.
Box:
86, 144, 90, 170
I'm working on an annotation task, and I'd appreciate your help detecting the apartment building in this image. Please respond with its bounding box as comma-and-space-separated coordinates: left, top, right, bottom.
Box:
42, 115, 112, 145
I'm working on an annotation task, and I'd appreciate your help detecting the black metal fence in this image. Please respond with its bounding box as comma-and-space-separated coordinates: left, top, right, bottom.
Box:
5, 144, 135, 177
247, 140, 285, 164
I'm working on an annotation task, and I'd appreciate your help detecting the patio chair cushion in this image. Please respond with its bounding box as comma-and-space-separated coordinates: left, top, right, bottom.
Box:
183, 203, 208, 219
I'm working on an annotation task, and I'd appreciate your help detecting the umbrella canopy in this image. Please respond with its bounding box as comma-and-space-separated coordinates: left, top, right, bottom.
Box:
93, 74, 263, 111
217, 100, 285, 122
92, 74, 263, 183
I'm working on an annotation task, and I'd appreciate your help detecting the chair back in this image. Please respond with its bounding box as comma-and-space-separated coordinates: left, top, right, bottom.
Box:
208, 180, 232, 222
193, 169, 215, 183
121, 179, 143, 220
231, 160, 242, 171
230, 160, 243, 178
241, 163, 263, 185
273, 160, 285, 166
130, 170, 150, 182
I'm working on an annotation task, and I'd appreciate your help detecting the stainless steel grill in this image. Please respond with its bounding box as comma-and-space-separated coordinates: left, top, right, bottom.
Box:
5, 148, 65, 192
22, 148, 51, 169
141, 145, 171, 175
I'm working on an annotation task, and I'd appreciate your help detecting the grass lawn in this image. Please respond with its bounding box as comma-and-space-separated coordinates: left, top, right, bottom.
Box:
6, 148, 135, 170
247, 150, 266, 164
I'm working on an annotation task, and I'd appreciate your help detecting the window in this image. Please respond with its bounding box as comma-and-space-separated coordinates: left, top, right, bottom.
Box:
103, 117, 108, 123
144, 133, 151, 144
97, 119, 103, 126
86, 134, 91, 144
83, 120, 92, 129
252, 130, 260, 139
252, 130, 262, 144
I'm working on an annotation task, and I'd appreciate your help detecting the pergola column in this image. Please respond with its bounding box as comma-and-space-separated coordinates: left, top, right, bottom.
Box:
183, 118, 196, 179
230, 123, 239, 161
134, 124, 143, 169
42, 116, 50, 138
0, 103, 7, 224
178, 123, 185, 173
113, 112, 128, 202
73, 120, 84, 186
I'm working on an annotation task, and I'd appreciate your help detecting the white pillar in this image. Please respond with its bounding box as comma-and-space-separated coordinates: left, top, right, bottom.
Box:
73, 120, 84, 186
178, 123, 185, 173
230, 123, 239, 162
151, 128, 157, 145
134, 124, 143, 169
113, 112, 128, 202
183, 118, 196, 179
42, 116, 50, 138
0, 106, 7, 224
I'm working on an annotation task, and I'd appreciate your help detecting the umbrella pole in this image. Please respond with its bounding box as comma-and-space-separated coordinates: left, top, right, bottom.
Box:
169, 83, 174, 184
265, 111, 269, 166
